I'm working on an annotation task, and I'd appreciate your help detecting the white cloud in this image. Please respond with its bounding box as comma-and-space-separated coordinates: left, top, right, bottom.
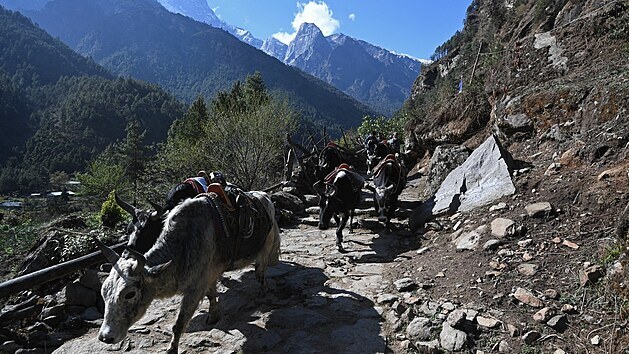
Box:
273, 31, 296, 44
273, 1, 340, 45
348, 13, 356, 21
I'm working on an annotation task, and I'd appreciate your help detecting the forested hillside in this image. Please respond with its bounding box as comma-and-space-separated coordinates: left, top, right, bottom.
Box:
0, 6, 109, 89
0, 6, 111, 166
0, 72, 32, 163
0, 6, 186, 192
26, 0, 375, 130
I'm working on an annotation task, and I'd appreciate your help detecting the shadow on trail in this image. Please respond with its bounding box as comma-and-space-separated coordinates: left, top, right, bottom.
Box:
349, 229, 422, 264
187, 261, 389, 354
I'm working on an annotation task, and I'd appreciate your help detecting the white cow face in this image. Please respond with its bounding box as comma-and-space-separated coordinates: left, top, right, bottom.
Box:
98, 257, 151, 344
98, 255, 170, 345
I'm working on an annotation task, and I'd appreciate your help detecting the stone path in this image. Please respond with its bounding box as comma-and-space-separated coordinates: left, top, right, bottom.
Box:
53, 217, 411, 353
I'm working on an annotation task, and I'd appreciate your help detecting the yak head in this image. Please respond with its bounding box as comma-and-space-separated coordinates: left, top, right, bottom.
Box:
373, 163, 401, 223
315, 147, 342, 182
318, 171, 356, 229
116, 194, 165, 254
375, 183, 396, 223
94, 238, 171, 345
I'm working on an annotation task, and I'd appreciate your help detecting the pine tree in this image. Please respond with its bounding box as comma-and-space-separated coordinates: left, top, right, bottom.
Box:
118, 120, 147, 204
157, 96, 211, 182
245, 71, 269, 107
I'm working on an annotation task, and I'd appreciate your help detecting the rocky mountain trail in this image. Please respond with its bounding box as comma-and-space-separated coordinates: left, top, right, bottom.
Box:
2, 130, 627, 353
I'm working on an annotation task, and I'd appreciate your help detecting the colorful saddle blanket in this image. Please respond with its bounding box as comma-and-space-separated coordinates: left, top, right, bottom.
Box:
372, 154, 399, 178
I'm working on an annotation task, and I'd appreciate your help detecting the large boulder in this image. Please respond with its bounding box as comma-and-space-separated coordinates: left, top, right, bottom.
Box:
425, 144, 470, 196
270, 191, 305, 213
433, 135, 515, 214
411, 135, 515, 231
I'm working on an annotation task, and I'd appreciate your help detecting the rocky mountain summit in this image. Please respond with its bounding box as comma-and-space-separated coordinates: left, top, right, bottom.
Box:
144, 0, 426, 115
272, 22, 425, 116
156, 0, 263, 49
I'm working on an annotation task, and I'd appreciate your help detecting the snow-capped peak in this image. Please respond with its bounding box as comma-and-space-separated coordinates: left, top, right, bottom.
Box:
156, 0, 262, 48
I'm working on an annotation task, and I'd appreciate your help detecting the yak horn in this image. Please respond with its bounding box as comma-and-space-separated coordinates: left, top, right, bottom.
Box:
148, 200, 165, 219
93, 236, 121, 265
115, 192, 138, 218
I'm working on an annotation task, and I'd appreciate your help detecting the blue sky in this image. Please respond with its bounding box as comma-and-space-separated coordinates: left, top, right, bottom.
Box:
207, 0, 472, 60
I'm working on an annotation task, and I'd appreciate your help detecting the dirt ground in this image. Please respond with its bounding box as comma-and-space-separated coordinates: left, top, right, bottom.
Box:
379, 136, 629, 353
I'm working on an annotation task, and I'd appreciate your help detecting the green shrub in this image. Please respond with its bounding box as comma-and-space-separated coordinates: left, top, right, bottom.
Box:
356, 115, 406, 143
100, 191, 125, 228
0, 217, 38, 262
77, 151, 127, 199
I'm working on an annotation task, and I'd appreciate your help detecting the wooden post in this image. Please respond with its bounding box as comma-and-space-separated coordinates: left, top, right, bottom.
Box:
469, 42, 483, 85
284, 148, 295, 181
341, 128, 350, 148
0, 242, 126, 298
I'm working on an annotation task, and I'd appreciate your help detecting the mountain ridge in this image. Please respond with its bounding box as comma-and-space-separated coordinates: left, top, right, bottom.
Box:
21, 0, 375, 130
0, 5, 186, 191
142, 0, 426, 115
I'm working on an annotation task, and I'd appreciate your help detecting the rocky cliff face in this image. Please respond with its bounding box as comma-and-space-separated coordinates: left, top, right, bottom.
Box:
281, 23, 424, 116
400, 3, 628, 352
403, 0, 627, 154
261, 37, 287, 61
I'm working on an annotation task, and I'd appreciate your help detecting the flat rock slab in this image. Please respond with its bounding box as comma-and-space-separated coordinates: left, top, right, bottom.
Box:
517, 263, 539, 276
440, 322, 467, 351
513, 287, 544, 308
525, 202, 553, 218
453, 225, 487, 251
433, 135, 515, 214
491, 218, 515, 238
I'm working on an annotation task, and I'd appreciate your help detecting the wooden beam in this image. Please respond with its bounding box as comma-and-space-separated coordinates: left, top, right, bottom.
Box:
286, 134, 310, 155
0, 242, 126, 298
263, 182, 284, 193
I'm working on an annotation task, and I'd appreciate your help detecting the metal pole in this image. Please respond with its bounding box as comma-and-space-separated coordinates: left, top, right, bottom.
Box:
0, 242, 126, 298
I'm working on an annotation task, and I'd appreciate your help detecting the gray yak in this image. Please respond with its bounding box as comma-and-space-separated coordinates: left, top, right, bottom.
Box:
94, 191, 280, 354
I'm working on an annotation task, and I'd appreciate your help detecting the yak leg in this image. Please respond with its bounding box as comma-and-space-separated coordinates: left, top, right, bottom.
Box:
349, 209, 354, 233
167, 288, 205, 354
254, 222, 280, 295
205, 282, 220, 325
254, 262, 267, 296
336, 212, 349, 253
